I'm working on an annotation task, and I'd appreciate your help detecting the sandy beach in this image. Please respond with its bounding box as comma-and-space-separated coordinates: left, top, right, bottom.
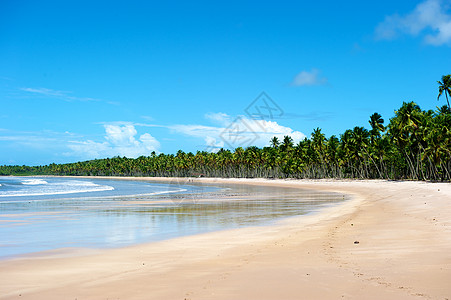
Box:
0, 178, 450, 300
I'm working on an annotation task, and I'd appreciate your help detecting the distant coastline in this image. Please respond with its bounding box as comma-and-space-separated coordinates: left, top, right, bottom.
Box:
2, 101, 450, 182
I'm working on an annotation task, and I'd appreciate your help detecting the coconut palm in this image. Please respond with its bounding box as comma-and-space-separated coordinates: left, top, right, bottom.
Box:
311, 128, 326, 153
270, 136, 280, 148
437, 74, 451, 111
369, 112, 385, 143
280, 135, 294, 152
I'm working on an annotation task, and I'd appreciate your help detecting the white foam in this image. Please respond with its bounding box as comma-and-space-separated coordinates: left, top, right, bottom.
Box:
0, 179, 114, 197
21, 179, 48, 185
0, 186, 114, 197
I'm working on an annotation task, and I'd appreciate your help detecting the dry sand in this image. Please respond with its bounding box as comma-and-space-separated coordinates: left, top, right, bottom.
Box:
0, 178, 450, 300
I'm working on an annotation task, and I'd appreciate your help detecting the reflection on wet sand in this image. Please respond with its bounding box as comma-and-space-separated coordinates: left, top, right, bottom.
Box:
0, 181, 348, 258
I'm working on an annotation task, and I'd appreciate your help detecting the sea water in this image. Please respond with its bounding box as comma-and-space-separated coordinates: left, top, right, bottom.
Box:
0, 177, 346, 258
0, 177, 188, 200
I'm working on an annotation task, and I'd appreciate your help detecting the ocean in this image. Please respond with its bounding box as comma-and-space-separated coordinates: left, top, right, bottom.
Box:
0, 177, 346, 258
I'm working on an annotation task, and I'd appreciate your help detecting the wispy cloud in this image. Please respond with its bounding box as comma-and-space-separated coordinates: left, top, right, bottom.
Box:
0, 129, 80, 151
0, 135, 57, 143
20, 87, 69, 97
109, 121, 166, 129
204, 112, 232, 124
140, 115, 155, 122
20, 87, 117, 104
375, 0, 451, 46
291, 69, 328, 86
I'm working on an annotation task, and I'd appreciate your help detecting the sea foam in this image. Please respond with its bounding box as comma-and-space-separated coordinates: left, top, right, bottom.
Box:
21, 179, 48, 185
0, 178, 114, 197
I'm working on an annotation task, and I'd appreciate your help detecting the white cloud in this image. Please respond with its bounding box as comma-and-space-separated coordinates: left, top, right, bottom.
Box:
170, 113, 306, 151
204, 136, 224, 152
238, 117, 306, 147
140, 133, 160, 151
291, 69, 327, 86
104, 124, 139, 147
68, 124, 160, 159
375, 0, 451, 45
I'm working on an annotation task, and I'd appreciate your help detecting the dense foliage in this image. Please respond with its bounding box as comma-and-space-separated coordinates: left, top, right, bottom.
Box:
2, 100, 450, 181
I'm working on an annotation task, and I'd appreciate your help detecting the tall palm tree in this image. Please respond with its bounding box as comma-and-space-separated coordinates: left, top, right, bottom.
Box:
437, 74, 451, 111
369, 112, 385, 144
311, 128, 326, 152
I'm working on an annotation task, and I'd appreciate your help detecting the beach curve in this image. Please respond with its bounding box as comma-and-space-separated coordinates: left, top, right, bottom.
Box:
0, 178, 450, 300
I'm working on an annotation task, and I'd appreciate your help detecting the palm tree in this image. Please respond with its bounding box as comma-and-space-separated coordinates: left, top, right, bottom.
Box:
437, 74, 451, 111
369, 112, 385, 143
437, 105, 451, 115
270, 136, 280, 148
311, 128, 326, 152
280, 135, 294, 152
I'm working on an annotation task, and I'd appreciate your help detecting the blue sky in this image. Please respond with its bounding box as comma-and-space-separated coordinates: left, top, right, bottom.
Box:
1, 0, 450, 166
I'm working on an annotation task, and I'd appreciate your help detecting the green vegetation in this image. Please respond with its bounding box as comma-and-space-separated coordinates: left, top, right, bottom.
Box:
2, 76, 451, 181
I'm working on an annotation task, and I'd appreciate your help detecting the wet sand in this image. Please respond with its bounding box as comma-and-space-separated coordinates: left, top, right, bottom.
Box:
0, 178, 450, 299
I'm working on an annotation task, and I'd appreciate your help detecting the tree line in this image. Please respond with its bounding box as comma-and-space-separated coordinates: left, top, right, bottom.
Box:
1, 75, 450, 181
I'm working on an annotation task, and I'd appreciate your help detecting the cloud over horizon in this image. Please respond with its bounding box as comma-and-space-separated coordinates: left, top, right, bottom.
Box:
375, 0, 451, 46
68, 124, 160, 160
171, 113, 306, 151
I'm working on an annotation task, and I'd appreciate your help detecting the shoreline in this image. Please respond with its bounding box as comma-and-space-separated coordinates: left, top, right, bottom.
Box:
1, 178, 450, 299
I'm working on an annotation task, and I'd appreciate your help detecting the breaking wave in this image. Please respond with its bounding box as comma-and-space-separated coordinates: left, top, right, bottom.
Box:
0, 178, 114, 197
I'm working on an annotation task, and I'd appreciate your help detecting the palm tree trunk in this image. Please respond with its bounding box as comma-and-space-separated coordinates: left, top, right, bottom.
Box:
446, 92, 450, 112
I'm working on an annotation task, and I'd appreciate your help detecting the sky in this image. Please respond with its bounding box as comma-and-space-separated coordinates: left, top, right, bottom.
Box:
1, 0, 451, 166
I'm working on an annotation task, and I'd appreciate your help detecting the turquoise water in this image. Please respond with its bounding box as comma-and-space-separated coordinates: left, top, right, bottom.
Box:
0, 177, 346, 258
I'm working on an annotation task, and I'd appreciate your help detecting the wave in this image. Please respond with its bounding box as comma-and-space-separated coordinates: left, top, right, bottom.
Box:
0, 178, 195, 200
21, 179, 48, 185
0, 179, 114, 198
0, 186, 115, 197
